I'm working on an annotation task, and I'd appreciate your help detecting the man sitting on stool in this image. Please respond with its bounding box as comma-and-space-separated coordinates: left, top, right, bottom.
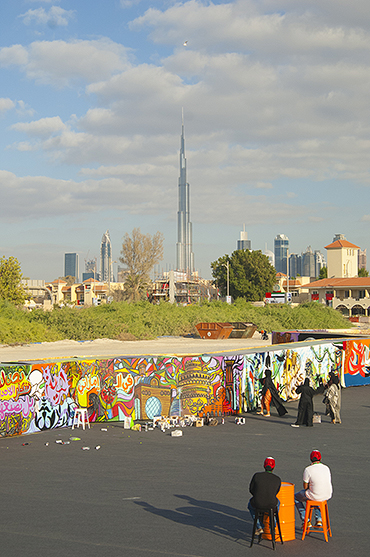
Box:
295, 450, 333, 529
248, 457, 281, 535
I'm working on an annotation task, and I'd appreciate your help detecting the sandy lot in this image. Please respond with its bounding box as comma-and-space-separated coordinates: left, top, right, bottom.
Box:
0, 333, 271, 361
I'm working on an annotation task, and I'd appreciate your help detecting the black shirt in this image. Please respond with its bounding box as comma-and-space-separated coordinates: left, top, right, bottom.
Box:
249, 471, 281, 510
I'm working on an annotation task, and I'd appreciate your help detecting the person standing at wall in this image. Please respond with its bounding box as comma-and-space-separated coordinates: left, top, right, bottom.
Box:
291, 377, 324, 427
257, 369, 287, 417
324, 371, 341, 424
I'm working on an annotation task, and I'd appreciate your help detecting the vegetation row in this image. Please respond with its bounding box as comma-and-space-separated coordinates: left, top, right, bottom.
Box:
0, 299, 350, 345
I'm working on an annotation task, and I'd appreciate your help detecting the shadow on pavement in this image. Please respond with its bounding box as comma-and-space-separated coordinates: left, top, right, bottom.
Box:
135, 494, 252, 545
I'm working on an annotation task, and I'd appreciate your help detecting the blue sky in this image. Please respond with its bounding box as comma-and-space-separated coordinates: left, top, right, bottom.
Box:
1, 0, 370, 281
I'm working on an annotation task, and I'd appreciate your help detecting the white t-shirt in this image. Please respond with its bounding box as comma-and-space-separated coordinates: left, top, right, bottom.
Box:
303, 462, 333, 501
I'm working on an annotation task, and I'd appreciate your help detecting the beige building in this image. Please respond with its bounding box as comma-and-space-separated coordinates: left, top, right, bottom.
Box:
325, 239, 360, 278
45, 278, 124, 307
304, 277, 370, 317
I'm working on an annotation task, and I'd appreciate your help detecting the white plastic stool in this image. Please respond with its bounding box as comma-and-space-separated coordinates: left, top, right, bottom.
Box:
72, 408, 90, 430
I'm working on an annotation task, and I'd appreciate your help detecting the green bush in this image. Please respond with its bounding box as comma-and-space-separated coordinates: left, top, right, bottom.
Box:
0, 299, 350, 345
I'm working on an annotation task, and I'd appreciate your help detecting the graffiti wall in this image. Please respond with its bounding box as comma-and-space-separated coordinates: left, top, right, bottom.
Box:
0, 337, 369, 437
243, 343, 342, 411
0, 355, 243, 438
343, 339, 370, 386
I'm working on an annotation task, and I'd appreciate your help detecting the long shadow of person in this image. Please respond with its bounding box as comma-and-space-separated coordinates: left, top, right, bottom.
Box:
134, 494, 253, 546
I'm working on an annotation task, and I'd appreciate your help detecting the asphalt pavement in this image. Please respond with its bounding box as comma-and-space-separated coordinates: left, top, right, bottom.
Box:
0, 384, 368, 557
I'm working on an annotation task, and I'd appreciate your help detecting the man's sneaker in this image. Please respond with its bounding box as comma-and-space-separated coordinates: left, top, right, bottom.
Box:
301, 520, 312, 530
255, 527, 264, 535
291, 424, 299, 427
315, 521, 323, 528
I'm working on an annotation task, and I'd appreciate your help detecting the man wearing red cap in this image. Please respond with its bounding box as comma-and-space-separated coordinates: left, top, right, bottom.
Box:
248, 457, 281, 535
295, 450, 333, 528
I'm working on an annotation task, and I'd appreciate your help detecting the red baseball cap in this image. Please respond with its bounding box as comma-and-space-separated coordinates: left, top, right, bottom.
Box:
310, 450, 321, 462
264, 457, 275, 469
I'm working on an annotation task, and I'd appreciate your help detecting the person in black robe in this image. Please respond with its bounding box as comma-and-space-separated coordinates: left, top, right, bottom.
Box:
291, 377, 324, 427
257, 369, 288, 417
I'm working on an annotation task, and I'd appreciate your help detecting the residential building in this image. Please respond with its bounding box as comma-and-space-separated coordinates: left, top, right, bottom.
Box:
274, 234, 289, 274
46, 278, 124, 307
64, 253, 79, 281
176, 111, 194, 273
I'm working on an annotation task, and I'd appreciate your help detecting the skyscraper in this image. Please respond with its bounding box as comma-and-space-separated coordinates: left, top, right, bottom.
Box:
289, 253, 302, 277
100, 230, 113, 283
237, 226, 252, 251
302, 246, 315, 277
274, 234, 289, 274
176, 112, 194, 273
64, 253, 79, 281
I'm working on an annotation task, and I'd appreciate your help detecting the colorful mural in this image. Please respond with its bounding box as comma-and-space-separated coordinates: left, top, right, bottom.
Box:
343, 339, 370, 386
243, 343, 342, 411
1, 337, 369, 437
0, 355, 240, 437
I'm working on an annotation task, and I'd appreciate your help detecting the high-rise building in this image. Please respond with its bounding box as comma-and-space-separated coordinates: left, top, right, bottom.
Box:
302, 246, 316, 277
83, 258, 97, 282
274, 234, 289, 274
289, 253, 301, 277
314, 250, 326, 277
176, 111, 194, 273
237, 226, 251, 250
64, 253, 79, 281
100, 230, 113, 283
358, 248, 367, 271
264, 248, 275, 268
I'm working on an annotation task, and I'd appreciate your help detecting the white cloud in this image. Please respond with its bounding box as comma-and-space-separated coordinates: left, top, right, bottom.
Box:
0, 45, 28, 67
0, 98, 15, 114
130, 0, 370, 60
0, 39, 131, 87
11, 116, 67, 137
120, 0, 142, 7
19, 6, 75, 27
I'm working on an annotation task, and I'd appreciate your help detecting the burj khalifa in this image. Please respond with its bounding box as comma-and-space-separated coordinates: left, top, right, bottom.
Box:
176, 112, 194, 273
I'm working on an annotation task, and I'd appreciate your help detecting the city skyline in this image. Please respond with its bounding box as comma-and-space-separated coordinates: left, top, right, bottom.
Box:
1, 1, 370, 281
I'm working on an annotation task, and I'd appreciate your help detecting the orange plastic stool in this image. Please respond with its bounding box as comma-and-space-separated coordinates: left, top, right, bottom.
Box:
302, 500, 332, 542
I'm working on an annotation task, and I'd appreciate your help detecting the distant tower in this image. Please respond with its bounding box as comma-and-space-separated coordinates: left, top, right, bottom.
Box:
289, 253, 301, 277
237, 226, 251, 250
358, 248, 367, 271
64, 253, 79, 282
176, 111, 194, 273
100, 230, 113, 283
302, 246, 315, 277
274, 234, 289, 273
314, 250, 326, 277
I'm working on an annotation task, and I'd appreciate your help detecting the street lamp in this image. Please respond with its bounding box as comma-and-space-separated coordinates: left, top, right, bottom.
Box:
223, 261, 231, 304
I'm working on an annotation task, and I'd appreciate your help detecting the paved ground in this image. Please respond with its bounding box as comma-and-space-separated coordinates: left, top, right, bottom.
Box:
0, 334, 272, 361
0, 384, 368, 557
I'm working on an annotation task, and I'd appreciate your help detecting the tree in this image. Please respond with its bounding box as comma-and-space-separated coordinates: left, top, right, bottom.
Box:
119, 228, 164, 302
358, 267, 369, 277
211, 249, 276, 301
58, 275, 76, 286
0, 256, 27, 305
319, 266, 328, 279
